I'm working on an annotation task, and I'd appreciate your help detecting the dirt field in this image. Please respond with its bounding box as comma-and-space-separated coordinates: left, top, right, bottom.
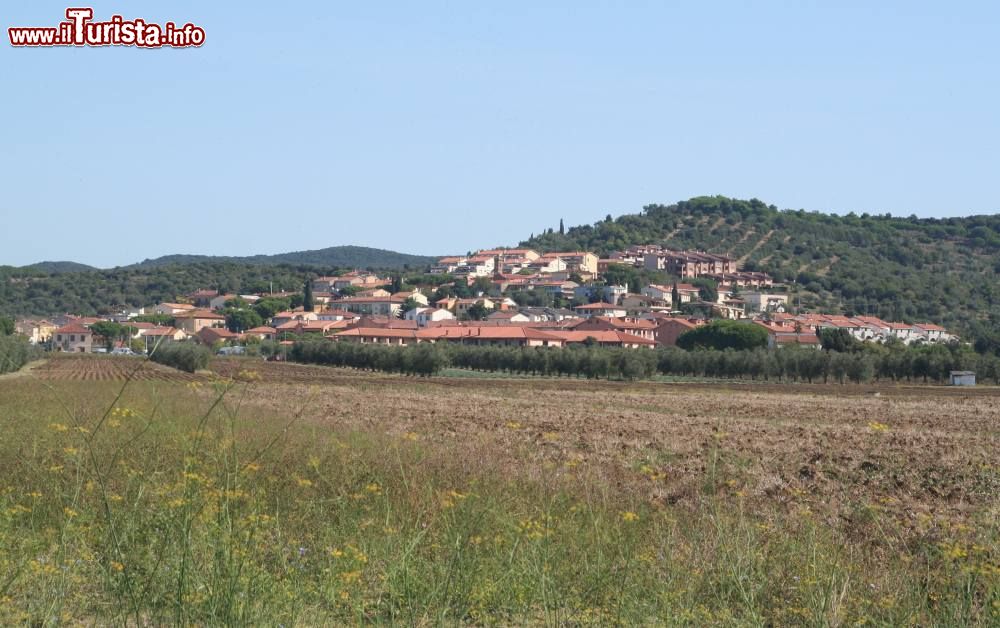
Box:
6, 355, 997, 623
25, 355, 1000, 540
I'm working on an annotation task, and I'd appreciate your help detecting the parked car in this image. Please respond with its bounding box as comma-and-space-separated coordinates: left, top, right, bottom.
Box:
217, 346, 246, 356
110, 347, 136, 356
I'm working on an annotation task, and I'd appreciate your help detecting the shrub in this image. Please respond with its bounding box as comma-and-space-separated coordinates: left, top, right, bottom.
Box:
149, 342, 211, 373
0, 334, 39, 374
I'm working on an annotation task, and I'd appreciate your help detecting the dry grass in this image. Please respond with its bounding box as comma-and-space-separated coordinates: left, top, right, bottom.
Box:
0, 355, 996, 624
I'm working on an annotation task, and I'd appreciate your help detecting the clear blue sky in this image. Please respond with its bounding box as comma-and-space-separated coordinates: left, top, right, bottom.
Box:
2, 1, 998, 268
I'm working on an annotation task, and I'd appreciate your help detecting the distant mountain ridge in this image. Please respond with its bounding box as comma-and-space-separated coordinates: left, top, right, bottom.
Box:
126, 245, 437, 270
19, 246, 437, 272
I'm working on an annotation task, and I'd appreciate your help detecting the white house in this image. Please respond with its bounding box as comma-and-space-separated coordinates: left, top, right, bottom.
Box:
406, 307, 456, 327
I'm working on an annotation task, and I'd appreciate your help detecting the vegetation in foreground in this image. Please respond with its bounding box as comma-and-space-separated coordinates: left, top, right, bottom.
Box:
0, 362, 996, 625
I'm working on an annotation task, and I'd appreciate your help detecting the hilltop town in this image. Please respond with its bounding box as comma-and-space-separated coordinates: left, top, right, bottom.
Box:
15, 244, 956, 355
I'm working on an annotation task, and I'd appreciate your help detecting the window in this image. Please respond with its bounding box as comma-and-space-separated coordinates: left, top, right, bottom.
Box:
70, 335, 75, 342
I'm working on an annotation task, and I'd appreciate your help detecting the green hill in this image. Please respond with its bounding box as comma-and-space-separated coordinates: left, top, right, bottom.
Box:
129, 245, 436, 270
522, 196, 1000, 342
0, 245, 436, 317
20, 261, 99, 273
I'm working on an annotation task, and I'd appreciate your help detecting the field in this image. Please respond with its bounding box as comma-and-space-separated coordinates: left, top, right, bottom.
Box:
1, 355, 997, 625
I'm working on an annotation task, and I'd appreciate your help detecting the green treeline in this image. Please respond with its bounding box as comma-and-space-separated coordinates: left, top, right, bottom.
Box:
289, 338, 999, 384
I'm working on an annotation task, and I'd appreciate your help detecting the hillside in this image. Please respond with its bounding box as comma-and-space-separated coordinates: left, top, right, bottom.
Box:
522, 196, 1000, 339
128, 246, 436, 270
20, 261, 99, 273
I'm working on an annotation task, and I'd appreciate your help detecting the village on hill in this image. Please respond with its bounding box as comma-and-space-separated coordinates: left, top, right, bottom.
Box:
14, 244, 956, 355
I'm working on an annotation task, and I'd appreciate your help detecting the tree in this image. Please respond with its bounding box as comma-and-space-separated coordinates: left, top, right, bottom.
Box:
401, 297, 421, 315
0, 316, 13, 336
226, 309, 263, 333
819, 328, 859, 353
676, 320, 768, 351
89, 321, 126, 350
466, 302, 490, 321
559, 218, 565, 235
303, 278, 314, 312
671, 283, 680, 310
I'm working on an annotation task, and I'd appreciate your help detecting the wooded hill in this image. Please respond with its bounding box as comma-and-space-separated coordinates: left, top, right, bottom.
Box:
125, 245, 436, 270
522, 196, 1000, 341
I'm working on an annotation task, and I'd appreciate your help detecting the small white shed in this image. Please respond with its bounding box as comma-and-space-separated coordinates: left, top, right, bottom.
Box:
949, 371, 976, 386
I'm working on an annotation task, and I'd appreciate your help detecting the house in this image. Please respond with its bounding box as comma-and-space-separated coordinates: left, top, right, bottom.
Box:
572, 317, 658, 341
478, 248, 540, 262
539, 251, 599, 274
430, 256, 467, 274
887, 322, 917, 344
914, 323, 947, 343
244, 326, 277, 341
619, 294, 658, 310
336, 296, 406, 317
487, 310, 530, 324
755, 321, 821, 349
173, 310, 227, 334
419, 325, 566, 348
529, 257, 568, 274
154, 302, 195, 316
188, 289, 220, 307
653, 318, 702, 346
454, 298, 496, 317
14, 319, 57, 344
518, 307, 580, 322
643, 250, 737, 277
332, 327, 420, 346
642, 284, 699, 305
316, 308, 359, 322
141, 327, 187, 352
271, 310, 319, 326
392, 290, 428, 306
52, 323, 93, 353
742, 293, 789, 313
574, 284, 627, 305
196, 327, 240, 346
209, 294, 239, 311
548, 330, 656, 349
405, 307, 456, 327
573, 302, 627, 318
435, 297, 458, 311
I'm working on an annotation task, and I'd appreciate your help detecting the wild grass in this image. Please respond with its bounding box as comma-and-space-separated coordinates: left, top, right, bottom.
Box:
0, 371, 996, 625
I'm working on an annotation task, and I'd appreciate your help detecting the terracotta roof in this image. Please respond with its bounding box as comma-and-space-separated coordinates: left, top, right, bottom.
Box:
575, 302, 622, 310
54, 323, 91, 334
245, 326, 277, 334
143, 327, 180, 337
174, 309, 225, 320
334, 327, 418, 339
550, 330, 656, 346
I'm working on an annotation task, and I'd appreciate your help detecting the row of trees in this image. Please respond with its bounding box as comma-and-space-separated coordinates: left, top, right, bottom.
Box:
149, 343, 212, 373
288, 338, 1000, 384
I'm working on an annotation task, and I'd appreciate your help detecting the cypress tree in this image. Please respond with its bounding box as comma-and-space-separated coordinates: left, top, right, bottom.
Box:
303, 278, 314, 312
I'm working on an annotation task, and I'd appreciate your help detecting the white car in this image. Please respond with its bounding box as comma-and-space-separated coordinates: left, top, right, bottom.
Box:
110, 348, 136, 356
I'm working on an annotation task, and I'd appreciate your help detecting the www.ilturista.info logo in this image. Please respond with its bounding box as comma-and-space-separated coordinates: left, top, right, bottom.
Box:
8, 8, 205, 48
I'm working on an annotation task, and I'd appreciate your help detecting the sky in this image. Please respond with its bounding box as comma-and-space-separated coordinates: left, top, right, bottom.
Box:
1, 1, 998, 268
